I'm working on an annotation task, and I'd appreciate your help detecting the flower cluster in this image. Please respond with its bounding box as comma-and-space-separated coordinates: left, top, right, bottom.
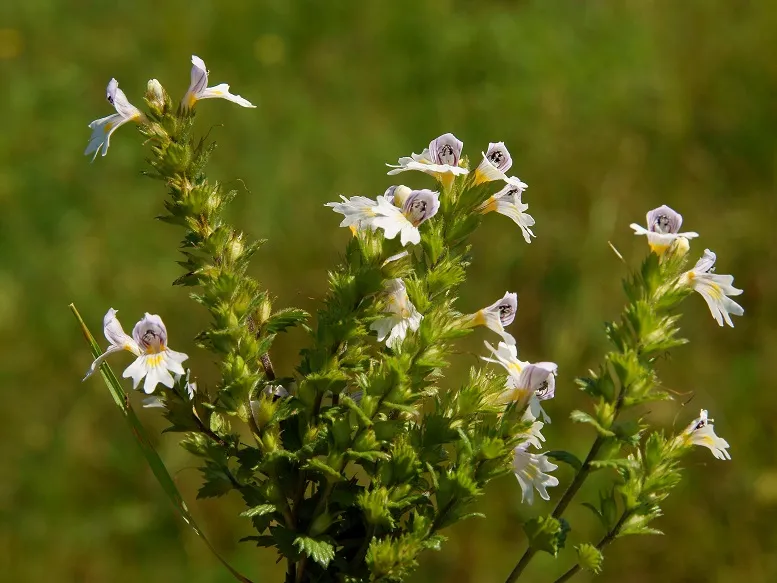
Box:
632, 204, 744, 327
85, 55, 255, 161
78, 50, 746, 583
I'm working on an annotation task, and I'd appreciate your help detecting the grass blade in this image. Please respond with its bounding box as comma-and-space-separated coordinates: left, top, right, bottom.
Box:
70, 304, 255, 583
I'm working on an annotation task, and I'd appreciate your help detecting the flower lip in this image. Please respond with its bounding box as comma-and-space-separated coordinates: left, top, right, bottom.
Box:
402, 189, 440, 227
484, 142, 513, 172
429, 132, 463, 166
491, 291, 518, 326
647, 205, 683, 234
132, 313, 168, 353
107, 78, 118, 105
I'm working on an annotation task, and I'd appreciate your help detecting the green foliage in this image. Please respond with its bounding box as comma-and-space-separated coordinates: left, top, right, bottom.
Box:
293, 536, 336, 568
523, 516, 570, 557
69, 27, 746, 583
576, 543, 604, 574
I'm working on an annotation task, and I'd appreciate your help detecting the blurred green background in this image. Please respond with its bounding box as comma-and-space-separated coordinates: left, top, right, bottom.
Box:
2, 0, 775, 581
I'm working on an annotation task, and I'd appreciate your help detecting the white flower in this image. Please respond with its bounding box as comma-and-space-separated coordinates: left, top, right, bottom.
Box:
468, 291, 518, 345
682, 249, 744, 327
630, 205, 699, 255
476, 184, 536, 243
513, 443, 559, 504
519, 407, 547, 450
482, 341, 557, 421
325, 195, 379, 232
84, 79, 143, 161
386, 133, 469, 183
326, 189, 440, 246
473, 142, 528, 190
83, 309, 188, 394
370, 279, 423, 348
682, 409, 731, 460
183, 55, 256, 109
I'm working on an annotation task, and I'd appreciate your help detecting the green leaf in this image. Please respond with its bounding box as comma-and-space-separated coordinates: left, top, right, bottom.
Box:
523, 515, 570, 556
293, 536, 336, 568
570, 409, 615, 437
545, 450, 583, 471
240, 504, 277, 518
303, 458, 345, 482
576, 543, 603, 574
265, 308, 310, 334
70, 304, 256, 583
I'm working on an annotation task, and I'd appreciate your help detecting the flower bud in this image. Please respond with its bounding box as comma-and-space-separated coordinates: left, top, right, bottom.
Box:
145, 78, 169, 113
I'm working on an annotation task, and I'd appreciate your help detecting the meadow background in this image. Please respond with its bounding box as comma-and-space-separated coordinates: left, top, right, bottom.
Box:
1, 0, 776, 581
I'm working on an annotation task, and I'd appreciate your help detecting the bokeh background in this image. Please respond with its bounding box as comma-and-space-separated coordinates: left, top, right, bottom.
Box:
2, 0, 776, 581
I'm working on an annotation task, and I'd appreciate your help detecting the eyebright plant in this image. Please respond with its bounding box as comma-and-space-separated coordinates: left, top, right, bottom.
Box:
78, 55, 743, 583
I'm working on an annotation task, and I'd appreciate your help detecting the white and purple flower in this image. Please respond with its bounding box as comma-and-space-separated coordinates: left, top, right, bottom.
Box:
476, 184, 536, 243
84, 309, 188, 394
84, 79, 143, 160
387, 133, 469, 183
183, 55, 256, 109
682, 249, 744, 327
630, 205, 699, 255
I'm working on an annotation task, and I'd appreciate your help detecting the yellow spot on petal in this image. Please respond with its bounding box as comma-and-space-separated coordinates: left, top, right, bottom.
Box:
186, 92, 198, 108
349, 225, 358, 236
707, 284, 722, 300
103, 122, 114, 133
438, 172, 455, 190
473, 168, 488, 185
649, 242, 670, 255
146, 354, 163, 367
472, 310, 487, 327
701, 435, 715, 446
479, 197, 497, 215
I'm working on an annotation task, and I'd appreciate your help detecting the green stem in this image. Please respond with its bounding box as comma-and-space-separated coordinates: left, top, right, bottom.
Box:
552, 511, 631, 583
504, 436, 606, 583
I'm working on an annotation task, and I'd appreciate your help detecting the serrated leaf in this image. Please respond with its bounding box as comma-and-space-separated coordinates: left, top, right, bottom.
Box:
265, 308, 310, 334
303, 458, 345, 482
240, 504, 276, 518
523, 515, 570, 556
293, 536, 336, 568
239, 535, 275, 547
570, 410, 615, 437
